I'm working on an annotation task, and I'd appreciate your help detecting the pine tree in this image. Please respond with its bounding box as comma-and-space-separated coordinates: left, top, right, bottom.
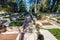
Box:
19, 0, 27, 12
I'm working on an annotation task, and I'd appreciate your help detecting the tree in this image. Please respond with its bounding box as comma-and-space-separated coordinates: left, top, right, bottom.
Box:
8, 0, 16, 3
19, 0, 27, 12
29, 4, 34, 12
41, 0, 50, 12
57, 0, 60, 13
37, 4, 43, 12
2, 5, 11, 12
34, 0, 50, 13
0, 0, 16, 12
0, 0, 7, 5
0, 0, 2, 3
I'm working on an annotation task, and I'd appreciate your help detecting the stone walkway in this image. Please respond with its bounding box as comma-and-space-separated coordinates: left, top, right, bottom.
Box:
37, 20, 60, 29
31, 14, 58, 40
49, 19, 60, 26
48, 20, 60, 28
33, 23, 57, 40
42, 25, 60, 29
40, 29, 57, 40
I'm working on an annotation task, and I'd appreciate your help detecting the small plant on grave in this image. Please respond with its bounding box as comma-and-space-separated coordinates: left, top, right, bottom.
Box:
35, 24, 44, 40
35, 24, 40, 34
33, 20, 35, 25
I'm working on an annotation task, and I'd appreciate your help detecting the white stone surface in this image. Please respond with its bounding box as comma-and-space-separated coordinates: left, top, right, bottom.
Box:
40, 29, 57, 40
1, 32, 18, 34
24, 32, 37, 40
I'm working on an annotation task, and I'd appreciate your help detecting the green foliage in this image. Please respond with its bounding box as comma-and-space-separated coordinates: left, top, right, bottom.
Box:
37, 14, 41, 20
57, 18, 60, 20
0, 0, 27, 12
9, 22, 23, 26
38, 0, 50, 12
33, 20, 35, 25
30, 4, 34, 12
0, 0, 60, 13
57, 1, 60, 13
19, 0, 27, 12
31, 0, 60, 13
9, 0, 16, 3
2, 5, 11, 12
35, 24, 40, 34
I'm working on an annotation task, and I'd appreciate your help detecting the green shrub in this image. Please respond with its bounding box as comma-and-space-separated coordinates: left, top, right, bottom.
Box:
57, 18, 60, 20
9, 22, 23, 26
35, 24, 40, 34
33, 20, 35, 25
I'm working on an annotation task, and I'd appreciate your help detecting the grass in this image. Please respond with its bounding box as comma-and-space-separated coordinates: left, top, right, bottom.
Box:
48, 28, 60, 40
57, 18, 60, 20
3, 16, 10, 18
9, 21, 23, 26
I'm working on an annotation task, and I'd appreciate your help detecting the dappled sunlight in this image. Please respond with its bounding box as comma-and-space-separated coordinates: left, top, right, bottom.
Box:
0, 0, 60, 40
